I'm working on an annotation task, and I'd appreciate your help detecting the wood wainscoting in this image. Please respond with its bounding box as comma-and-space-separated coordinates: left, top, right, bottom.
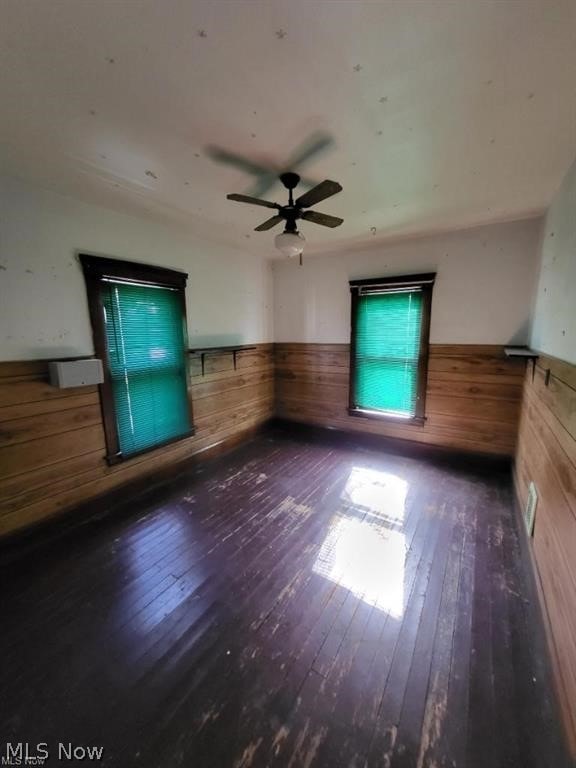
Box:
275, 343, 525, 456
0, 344, 273, 537
515, 354, 576, 757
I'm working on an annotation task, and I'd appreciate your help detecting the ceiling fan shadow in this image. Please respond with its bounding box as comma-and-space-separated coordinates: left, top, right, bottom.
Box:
205, 130, 335, 198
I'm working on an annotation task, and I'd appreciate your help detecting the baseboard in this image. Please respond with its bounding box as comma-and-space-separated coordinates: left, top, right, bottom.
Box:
0, 420, 271, 562
269, 417, 512, 475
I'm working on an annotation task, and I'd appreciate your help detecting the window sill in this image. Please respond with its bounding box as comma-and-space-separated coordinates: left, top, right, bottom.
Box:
105, 427, 196, 466
348, 408, 425, 427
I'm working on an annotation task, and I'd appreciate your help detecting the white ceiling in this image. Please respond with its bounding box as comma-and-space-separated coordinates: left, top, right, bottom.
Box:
1, 0, 575, 257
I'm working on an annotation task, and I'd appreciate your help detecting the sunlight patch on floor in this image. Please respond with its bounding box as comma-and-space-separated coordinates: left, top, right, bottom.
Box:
313, 467, 409, 618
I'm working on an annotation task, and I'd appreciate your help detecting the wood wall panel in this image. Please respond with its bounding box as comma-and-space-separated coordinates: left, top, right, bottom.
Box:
0, 345, 274, 537
515, 355, 576, 757
275, 343, 525, 456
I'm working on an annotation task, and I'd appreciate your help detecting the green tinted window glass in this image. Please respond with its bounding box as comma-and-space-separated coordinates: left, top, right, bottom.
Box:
353, 290, 423, 416
102, 281, 190, 456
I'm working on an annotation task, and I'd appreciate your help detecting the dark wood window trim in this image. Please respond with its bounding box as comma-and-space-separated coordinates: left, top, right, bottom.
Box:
79, 253, 194, 466
348, 272, 435, 426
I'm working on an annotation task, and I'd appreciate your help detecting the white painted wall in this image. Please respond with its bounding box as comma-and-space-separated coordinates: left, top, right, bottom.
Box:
273, 218, 542, 344
531, 158, 576, 365
0, 173, 548, 360
0, 175, 273, 361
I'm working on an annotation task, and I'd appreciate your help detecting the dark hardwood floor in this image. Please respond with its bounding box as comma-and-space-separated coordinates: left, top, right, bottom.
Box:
0, 429, 570, 767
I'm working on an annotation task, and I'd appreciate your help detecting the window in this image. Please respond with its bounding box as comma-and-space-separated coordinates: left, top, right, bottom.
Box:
349, 273, 435, 424
81, 254, 194, 464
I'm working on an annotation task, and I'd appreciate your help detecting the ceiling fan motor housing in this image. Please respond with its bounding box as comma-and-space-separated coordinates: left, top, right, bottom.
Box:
282, 213, 299, 232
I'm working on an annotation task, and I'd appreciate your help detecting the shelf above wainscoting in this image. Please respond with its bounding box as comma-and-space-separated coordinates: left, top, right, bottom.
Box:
504, 346, 539, 360
188, 345, 257, 376
504, 346, 540, 381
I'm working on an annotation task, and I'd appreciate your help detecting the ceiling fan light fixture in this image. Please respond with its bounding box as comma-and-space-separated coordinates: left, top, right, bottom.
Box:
275, 230, 305, 258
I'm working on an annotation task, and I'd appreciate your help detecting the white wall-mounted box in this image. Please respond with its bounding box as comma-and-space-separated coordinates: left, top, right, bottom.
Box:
49, 359, 104, 389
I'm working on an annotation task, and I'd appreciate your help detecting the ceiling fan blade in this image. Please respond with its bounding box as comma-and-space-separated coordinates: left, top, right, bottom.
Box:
301, 210, 344, 228
254, 215, 283, 231
227, 193, 279, 210
296, 180, 342, 208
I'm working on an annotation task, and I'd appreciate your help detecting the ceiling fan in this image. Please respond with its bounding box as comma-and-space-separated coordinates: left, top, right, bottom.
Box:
227, 171, 343, 262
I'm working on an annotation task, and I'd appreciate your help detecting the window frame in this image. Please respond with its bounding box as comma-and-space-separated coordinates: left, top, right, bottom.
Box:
80, 253, 195, 465
348, 273, 436, 426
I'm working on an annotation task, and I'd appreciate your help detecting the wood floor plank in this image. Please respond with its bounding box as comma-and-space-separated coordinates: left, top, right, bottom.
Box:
0, 429, 570, 768
466, 487, 496, 768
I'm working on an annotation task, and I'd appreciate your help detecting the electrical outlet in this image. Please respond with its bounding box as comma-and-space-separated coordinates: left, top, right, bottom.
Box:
524, 481, 538, 537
